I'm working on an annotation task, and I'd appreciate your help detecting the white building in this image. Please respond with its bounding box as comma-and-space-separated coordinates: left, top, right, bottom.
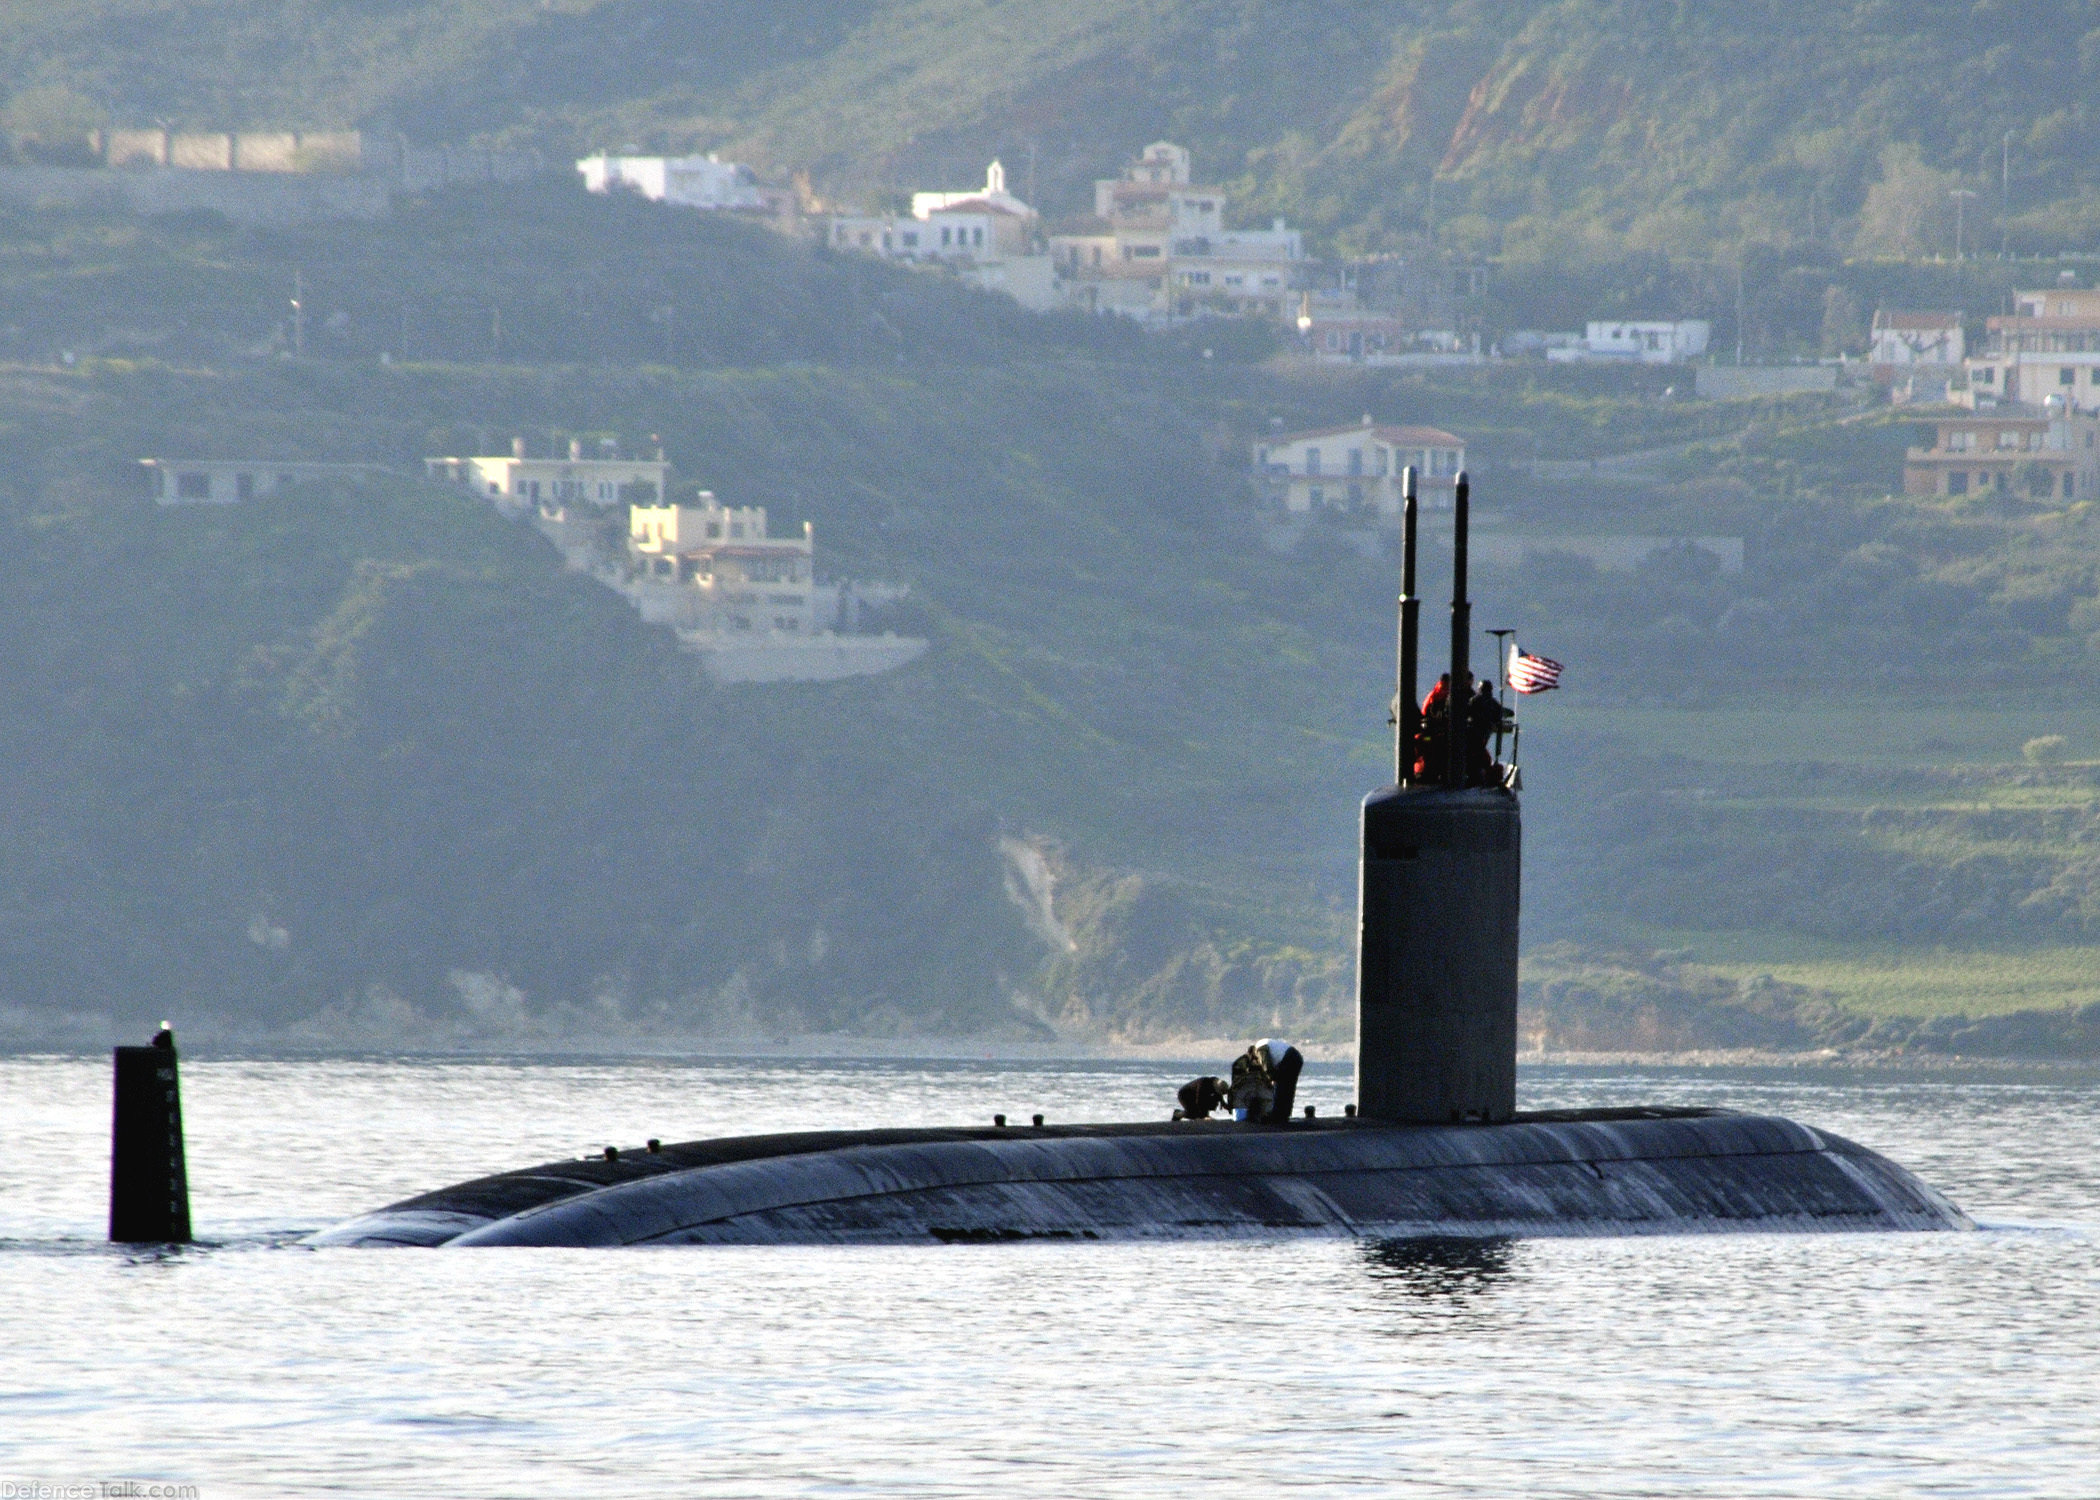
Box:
912, 159, 1036, 221
1869, 310, 1964, 373
142, 458, 391, 505
1961, 288, 2100, 413
630, 496, 818, 636
625, 493, 930, 681
1252, 418, 1467, 515
424, 440, 669, 514
828, 160, 1038, 262
1550, 320, 1711, 364
575, 152, 768, 211
824, 160, 1054, 309
1050, 142, 1301, 320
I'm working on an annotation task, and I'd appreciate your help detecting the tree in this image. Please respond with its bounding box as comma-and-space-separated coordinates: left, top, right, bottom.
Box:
1852, 145, 1960, 259
1820, 285, 1866, 356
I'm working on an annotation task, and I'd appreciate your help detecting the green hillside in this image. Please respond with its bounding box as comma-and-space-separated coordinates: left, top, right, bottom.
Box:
10, 1, 2100, 261
3, 185, 2100, 1055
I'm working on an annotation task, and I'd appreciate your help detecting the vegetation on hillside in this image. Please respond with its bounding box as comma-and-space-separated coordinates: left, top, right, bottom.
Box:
2, 172, 2099, 1053
10, 1, 2100, 265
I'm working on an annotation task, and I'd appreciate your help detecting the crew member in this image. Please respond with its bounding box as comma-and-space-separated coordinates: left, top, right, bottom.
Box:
1467, 677, 1503, 785
1227, 1039, 1304, 1123
1175, 1075, 1230, 1120
1415, 673, 1452, 781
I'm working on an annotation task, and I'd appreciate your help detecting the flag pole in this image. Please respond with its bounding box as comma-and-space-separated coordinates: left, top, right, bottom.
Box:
1487, 627, 1516, 770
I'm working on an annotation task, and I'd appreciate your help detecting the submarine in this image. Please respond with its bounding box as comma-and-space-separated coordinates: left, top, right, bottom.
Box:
309, 471, 1970, 1249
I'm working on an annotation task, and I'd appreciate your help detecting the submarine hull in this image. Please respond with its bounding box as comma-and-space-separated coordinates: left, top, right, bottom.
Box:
311, 1108, 1970, 1248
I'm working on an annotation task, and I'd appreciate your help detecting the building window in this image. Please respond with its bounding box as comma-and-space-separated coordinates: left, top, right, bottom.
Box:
1305, 448, 1321, 476
1348, 449, 1363, 476
236, 473, 255, 500
1948, 471, 1968, 494
1309, 486, 1324, 507
973, 227, 983, 247
2064, 473, 2076, 498
2063, 367, 2077, 386
1348, 482, 1364, 507
176, 472, 211, 500
903, 232, 918, 248
1977, 367, 1995, 383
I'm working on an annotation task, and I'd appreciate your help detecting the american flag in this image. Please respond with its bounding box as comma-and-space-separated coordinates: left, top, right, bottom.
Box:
1507, 647, 1563, 694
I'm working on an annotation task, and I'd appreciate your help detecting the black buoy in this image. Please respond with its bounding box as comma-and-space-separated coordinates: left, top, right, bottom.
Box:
109, 1023, 191, 1244
1356, 473, 1521, 1124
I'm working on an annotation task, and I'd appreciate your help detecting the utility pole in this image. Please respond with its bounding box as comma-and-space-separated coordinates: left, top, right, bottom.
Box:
290, 269, 304, 358
1950, 188, 1978, 261
491, 305, 502, 359
2002, 131, 2013, 258
1735, 258, 1745, 365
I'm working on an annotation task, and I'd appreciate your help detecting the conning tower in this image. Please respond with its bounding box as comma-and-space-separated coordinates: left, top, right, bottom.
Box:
1355, 471, 1521, 1123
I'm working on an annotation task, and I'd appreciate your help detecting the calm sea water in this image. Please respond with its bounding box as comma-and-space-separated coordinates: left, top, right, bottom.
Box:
2, 1055, 2096, 1498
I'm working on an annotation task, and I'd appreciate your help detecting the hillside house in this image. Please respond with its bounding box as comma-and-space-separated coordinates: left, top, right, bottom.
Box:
1903, 412, 2100, 499
828, 160, 1037, 261
1303, 313, 1446, 364
823, 160, 1053, 310
1870, 310, 1964, 376
576, 153, 769, 211
425, 441, 668, 515
142, 458, 390, 504
1252, 418, 1467, 515
1049, 142, 1300, 319
629, 498, 817, 635
1962, 287, 2100, 412
1550, 320, 1711, 364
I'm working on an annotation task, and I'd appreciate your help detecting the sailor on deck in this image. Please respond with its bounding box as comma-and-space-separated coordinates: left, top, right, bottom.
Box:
1228, 1039, 1304, 1123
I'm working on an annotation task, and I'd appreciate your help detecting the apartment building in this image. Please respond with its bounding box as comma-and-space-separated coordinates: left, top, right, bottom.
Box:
425, 440, 668, 514
1903, 411, 2100, 500
1050, 142, 1301, 318
1252, 418, 1467, 515
1962, 286, 2100, 411
629, 497, 818, 636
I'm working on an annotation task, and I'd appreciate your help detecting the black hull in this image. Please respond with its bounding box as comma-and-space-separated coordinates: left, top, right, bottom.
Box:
310, 1107, 1970, 1248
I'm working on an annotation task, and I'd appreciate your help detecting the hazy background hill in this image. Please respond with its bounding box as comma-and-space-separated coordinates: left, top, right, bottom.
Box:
10, 1, 2100, 261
